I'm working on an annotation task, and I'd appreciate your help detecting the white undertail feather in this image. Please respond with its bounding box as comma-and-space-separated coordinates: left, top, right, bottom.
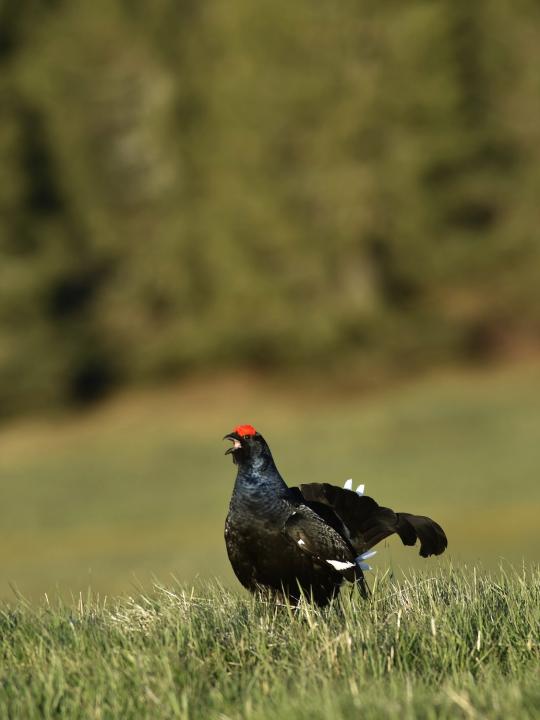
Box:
326, 559, 355, 571
297, 539, 305, 546
344, 478, 366, 496
355, 549, 377, 572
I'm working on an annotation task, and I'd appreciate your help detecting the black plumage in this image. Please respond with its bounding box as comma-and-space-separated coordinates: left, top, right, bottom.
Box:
224, 424, 447, 606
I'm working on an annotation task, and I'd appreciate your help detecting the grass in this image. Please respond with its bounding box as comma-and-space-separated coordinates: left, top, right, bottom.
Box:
0, 364, 539, 717
1, 568, 538, 719
0, 363, 539, 600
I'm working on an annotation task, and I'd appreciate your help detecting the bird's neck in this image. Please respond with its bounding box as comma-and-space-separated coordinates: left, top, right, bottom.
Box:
233, 457, 288, 499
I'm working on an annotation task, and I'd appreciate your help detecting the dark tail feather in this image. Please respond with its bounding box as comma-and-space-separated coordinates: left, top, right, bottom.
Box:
299, 482, 397, 551
397, 513, 448, 557
297, 483, 447, 558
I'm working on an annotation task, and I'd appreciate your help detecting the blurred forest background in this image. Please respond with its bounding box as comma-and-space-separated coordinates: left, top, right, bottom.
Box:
1, 0, 540, 599
1, 0, 540, 417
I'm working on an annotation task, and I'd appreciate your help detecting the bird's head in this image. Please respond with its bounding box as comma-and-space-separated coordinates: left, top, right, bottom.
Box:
223, 424, 270, 467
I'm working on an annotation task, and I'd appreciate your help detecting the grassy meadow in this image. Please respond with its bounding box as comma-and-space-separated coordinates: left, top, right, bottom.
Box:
1, 363, 539, 601
1, 570, 539, 719
0, 363, 539, 718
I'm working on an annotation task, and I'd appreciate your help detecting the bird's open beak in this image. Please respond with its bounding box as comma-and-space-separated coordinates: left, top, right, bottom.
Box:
224, 432, 242, 455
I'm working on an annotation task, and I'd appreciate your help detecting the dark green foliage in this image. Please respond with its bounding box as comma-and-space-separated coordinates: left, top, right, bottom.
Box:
1, 1, 540, 414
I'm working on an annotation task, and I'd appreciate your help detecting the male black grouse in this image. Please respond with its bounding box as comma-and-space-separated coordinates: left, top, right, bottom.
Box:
224, 424, 447, 606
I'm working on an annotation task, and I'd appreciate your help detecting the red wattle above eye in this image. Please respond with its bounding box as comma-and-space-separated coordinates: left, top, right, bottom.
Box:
234, 424, 257, 436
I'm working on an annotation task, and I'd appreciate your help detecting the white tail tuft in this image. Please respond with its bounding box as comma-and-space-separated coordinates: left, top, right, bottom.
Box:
344, 479, 353, 490
356, 484, 365, 496
355, 549, 377, 572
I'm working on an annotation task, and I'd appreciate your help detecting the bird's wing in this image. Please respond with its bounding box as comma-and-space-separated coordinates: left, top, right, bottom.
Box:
282, 506, 359, 581
292, 483, 447, 557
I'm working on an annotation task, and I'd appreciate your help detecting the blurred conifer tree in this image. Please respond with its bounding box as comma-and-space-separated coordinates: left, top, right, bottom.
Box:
0, 0, 539, 415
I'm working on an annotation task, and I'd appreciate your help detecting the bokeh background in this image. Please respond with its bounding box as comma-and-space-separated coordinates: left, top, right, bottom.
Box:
1, 0, 539, 600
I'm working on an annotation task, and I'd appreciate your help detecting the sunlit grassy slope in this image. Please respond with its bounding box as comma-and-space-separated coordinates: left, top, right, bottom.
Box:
0, 364, 539, 600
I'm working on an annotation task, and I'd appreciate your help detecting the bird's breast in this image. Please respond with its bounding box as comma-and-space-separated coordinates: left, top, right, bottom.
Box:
228, 488, 289, 528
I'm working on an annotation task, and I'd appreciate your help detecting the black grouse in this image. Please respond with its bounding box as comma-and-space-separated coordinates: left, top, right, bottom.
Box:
224, 424, 447, 606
